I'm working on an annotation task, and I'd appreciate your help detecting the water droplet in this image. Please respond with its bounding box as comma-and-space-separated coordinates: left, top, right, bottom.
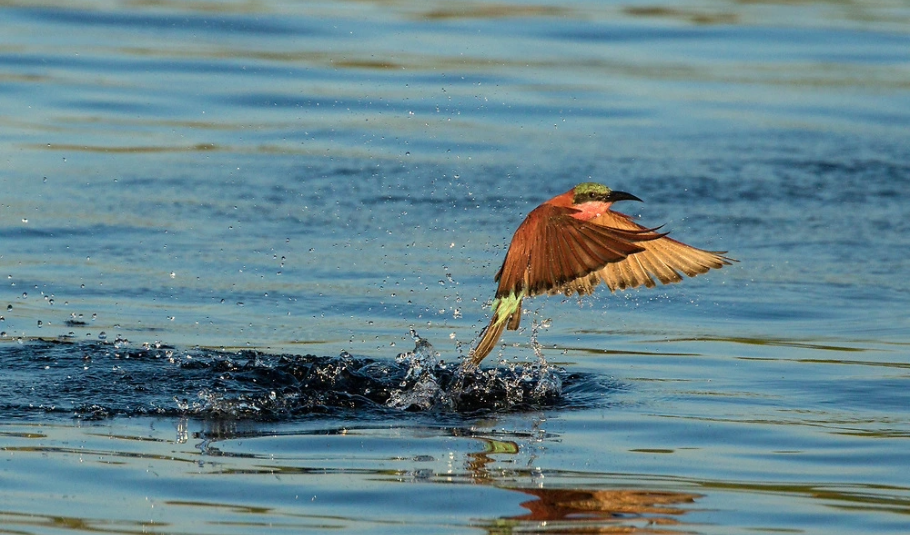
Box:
170, 272, 176, 279
37, 320, 43, 328
6, 305, 11, 311
98, 331, 107, 340
21, 292, 27, 299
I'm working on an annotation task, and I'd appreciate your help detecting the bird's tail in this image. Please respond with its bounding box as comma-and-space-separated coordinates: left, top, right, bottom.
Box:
470, 314, 508, 365
469, 294, 523, 365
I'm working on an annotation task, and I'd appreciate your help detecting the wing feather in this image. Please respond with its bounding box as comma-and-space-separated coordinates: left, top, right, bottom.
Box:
491, 203, 733, 331
583, 212, 733, 292
495, 204, 665, 298
633, 248, 683, 285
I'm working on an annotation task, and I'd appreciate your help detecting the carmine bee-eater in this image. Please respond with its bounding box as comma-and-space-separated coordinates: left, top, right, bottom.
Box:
470, 182, 733, 365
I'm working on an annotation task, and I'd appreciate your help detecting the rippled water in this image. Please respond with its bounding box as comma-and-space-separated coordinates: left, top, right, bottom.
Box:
2, 1, 909, 534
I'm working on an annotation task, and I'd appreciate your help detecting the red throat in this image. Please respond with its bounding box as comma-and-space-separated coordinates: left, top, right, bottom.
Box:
570, 201, 613, 221
544, 190, 615, 221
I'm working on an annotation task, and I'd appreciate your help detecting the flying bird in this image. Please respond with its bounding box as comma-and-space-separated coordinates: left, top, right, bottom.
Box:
470, 182, 733, 365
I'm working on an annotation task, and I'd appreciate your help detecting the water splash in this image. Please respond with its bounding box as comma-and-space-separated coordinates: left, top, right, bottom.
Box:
0, 335, 614, 421
385, 329, 566, 413
386, 329, 448, 411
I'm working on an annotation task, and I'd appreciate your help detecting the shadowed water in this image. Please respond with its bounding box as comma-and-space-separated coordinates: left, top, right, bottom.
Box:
2, 1, 910, 534
2, 334, 607, 420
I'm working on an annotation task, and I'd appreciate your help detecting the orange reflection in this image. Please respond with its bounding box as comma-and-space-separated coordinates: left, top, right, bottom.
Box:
462, 431, 700, 533
511, 487, 699, 526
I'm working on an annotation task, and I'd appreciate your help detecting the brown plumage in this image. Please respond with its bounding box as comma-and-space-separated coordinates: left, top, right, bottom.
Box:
470, 182, 733, 365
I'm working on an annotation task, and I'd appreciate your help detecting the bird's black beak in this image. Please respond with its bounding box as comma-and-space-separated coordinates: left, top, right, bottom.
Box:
605, 190, 643, 203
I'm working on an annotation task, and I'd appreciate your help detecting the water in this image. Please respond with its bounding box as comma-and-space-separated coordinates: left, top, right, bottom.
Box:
2, 1, 909, 533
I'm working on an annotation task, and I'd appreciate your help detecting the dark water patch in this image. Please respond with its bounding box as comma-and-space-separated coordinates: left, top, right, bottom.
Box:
0, 336, 614, 422
554, 24, 910, 61
27, 142, 219, 153
552, 25, 718, 43
0, 224, 158, 240
13, 6, 315, 37
228, 94, 412, 113
62, 98, 159, 114
227, 92, 644, 123
0, 53, 330, 83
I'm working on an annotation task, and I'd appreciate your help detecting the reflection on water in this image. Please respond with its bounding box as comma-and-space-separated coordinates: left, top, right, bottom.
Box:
508, 487, 699, 528
1, 420, 706, 534
464, 431, 703, 532
5, 418, 909, 534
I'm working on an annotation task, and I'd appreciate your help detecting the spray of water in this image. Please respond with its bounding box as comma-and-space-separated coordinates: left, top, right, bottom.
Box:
0, 332, 600, 421
385, 327, 563, 413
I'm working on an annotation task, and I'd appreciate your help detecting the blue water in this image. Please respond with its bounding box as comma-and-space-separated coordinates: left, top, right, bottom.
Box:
2, 1, 910, 534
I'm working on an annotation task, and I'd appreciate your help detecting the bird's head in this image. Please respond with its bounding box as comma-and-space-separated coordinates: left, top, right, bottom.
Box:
572, 182, 642, 205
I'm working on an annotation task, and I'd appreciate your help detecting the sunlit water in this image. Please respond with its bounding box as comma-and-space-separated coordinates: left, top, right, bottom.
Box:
2, 1, 909, 534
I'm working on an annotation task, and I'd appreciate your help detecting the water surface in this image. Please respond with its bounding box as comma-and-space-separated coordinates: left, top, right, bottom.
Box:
1, 1, 909, 533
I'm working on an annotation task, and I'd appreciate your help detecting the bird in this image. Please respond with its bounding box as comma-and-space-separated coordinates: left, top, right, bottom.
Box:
469, 182, 733, 365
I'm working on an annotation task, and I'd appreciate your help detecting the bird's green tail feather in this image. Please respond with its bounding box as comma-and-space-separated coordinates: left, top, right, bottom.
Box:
470, 294, 522, 365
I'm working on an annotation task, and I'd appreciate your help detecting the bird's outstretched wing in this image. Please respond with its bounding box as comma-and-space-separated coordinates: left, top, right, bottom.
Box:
473, 203, 732, 365
494, 204, 665, 298
557, 211, 733, 296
